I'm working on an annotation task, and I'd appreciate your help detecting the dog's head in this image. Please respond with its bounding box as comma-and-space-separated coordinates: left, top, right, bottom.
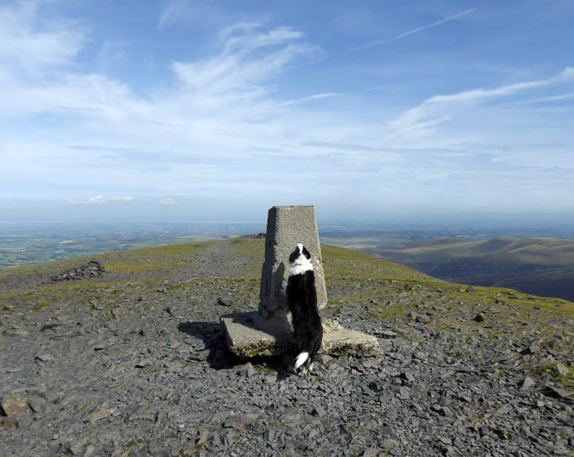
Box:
289, 243, 311, 264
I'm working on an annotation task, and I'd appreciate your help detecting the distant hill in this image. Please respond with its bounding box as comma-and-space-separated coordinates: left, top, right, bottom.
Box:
361, 237, 574, 301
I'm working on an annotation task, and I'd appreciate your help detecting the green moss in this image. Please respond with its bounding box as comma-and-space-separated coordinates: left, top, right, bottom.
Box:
541, 362, 574, 384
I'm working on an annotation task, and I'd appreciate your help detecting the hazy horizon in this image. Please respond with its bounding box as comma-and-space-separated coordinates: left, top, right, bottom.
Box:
2, 202, 574, 239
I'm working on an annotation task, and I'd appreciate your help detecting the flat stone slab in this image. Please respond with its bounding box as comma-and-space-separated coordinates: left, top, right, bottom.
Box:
321, 327, 380, 357
221, 312, 293, 358
221, 312, 379, 359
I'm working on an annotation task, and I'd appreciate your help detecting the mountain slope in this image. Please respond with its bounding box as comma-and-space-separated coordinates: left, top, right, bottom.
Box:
361, 237, 574, 301
1, 238, 573, 457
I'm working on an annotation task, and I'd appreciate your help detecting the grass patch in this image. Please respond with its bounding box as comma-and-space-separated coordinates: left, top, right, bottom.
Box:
230, 238, 265, 259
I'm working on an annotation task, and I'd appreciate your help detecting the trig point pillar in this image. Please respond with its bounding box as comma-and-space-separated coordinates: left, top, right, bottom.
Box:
259, 206, 328, 319
221, 205, 379, 358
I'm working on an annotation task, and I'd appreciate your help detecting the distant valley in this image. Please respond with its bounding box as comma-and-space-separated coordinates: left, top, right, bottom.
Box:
3, 222, 574, 303
0, 222, 264, 270
360, 237, 574, 302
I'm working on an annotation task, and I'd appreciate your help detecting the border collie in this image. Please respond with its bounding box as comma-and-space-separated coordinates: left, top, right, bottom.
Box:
286, 243, 323, 373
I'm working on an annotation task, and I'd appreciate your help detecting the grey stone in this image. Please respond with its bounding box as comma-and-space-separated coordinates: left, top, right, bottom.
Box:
413, 351, 427, 361
520, 376, 535, 391
416, 314, 431, 324
519, 345, 537, 356
93, 342, 106, 351
217, 297, 234, 307
68, 438, 87, 456
400, 371, 415, 383
259, 206, 327, 318
360, 448, 379, 457
431, 404, 443, 413
473, 313, 485, 322
135, 359, 152, 368
35, 354, 54, 362
280, 408, 302, 424
312, 405, 327, 417
1, 391, 28, 416
189, 349, 211, 361
543, 386, 573, 399
555, 363, 569, 376
237, 362, 256, 377
28, 396, 49, 415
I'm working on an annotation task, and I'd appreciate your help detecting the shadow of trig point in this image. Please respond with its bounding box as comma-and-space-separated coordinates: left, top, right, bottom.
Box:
221, 205, 379, 360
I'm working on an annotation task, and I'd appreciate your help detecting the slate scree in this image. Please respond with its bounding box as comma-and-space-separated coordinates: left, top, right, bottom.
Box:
286, 243, 323, 373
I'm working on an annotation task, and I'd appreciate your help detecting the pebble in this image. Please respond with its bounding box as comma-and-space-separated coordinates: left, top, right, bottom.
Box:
473, 313, 485, 322
236, 362, 256, 377
217, 297, 234, 307
1, 391, 28, 416
520, 376, 536, 391
135, 359, 152, 368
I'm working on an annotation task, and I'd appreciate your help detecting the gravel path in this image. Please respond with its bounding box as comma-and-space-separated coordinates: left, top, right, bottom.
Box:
1, 239, 573, 456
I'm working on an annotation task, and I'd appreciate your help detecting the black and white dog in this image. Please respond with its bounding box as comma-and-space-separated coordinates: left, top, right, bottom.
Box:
286, 243, 323, 373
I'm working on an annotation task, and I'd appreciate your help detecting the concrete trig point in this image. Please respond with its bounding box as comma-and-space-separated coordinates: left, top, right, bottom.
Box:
259, 206, 327, 319
221, 205, 379, 359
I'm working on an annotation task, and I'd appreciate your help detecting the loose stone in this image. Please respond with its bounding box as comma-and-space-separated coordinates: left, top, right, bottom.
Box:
1, 391, 28, 416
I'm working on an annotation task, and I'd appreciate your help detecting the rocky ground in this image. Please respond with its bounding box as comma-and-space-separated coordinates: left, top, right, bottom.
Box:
1, 238, 573, 457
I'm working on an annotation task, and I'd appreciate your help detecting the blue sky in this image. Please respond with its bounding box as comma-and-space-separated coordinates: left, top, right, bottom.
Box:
1, 0, 573, 223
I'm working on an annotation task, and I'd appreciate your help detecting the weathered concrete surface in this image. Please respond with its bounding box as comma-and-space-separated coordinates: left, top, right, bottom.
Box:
259, 206, 327, 318
221, 312, 379, 359
221, 312, 293, 358
321, 328, 379, 357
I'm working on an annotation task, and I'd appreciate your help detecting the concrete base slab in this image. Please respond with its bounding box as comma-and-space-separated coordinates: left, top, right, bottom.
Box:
321, 327, 380, 357
221, 312, 379, 359
221, 311, 293, 358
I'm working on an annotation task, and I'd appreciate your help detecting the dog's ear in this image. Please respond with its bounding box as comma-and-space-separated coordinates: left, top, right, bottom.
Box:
289, 249, 299, 263
302, 246, 311, 260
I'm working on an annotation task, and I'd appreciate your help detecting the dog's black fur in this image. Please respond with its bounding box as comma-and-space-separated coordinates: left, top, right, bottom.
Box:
286, 243, 323, 373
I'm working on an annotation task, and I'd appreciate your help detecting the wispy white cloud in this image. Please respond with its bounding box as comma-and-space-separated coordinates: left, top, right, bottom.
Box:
392, 8, 476, 42
159, 197, 179, 206
0, 4, 335, 199
69, 195, 134, 205
221, 24, 304, 54
159, 0, 191, 29
172, 24, 313, 98
355, 8, 476, 50
389, 67, 574, 144
0, 0, 83, 75
282, 92, 338, 106
512, 92, 574, 105
159, 0, 229, 31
